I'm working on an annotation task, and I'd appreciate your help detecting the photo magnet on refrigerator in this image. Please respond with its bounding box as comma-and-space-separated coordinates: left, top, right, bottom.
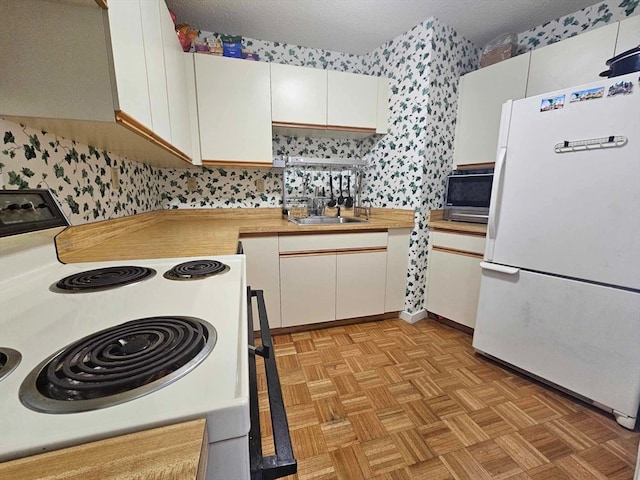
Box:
607, 81, 633, 97
570, 87, 604, 103
540, 94, 565, 112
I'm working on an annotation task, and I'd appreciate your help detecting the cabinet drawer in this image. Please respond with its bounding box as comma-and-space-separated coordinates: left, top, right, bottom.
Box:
430, 231, 485, 255
279, 232, 387, 253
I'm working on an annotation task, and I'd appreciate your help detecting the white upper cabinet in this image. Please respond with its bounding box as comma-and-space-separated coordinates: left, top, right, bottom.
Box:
0, 0, 192, 168
159, 3, 192, 159
327, 70, 379, 129
107, 1, 153, 129
194, 55, 273, 165
453, 52, 530, 168
614, 15, 640, 55
139, 0, 171, 141
270, 65, 388, 138
526, 22, 619, 96
271, 63, 327, 126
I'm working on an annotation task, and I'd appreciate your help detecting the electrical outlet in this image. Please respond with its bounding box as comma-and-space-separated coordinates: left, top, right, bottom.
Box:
110, 167, 119, 187
255, 179, 265, 192
187, 177, 198, 192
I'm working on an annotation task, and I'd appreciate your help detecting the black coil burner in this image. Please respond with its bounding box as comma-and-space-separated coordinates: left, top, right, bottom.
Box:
19, 316, 217, 413
0, 347, 22, 382
163, 260, 230, 280
54, 266, 156, 292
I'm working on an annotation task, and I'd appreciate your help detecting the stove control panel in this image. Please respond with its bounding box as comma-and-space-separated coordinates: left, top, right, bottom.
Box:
0, 189, 68, 237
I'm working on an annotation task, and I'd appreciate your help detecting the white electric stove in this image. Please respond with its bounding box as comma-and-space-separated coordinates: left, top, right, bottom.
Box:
0, 191, 251, 480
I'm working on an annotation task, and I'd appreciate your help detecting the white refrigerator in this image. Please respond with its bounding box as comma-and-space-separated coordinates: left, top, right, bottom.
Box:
472, 72, 640, 430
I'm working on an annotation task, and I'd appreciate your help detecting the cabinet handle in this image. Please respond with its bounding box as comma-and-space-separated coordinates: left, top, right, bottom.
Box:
488, 146, 506, 244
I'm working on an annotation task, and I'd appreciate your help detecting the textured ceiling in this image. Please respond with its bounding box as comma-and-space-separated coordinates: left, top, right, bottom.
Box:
165, 0, 602, 54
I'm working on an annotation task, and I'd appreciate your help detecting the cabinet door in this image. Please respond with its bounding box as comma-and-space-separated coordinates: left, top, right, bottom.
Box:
159, 3, 192, 158
327, 70, 378, 129
139, 0, 171, 141
195, 55, 272, 164
526, 23, 618, 97
0, 0, 115, 122
108, 0, 152, 129
336, 250, 387, 320
453, 53, 530, 168
242, 236, 282, 330
385, 228, 411, 311
271, 63, 327, 126
280, 254, 336, 327
614, 16, 640, 55
426, 248, 483, 328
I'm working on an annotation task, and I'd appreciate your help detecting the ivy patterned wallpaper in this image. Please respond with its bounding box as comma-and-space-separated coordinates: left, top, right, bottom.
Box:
196, 31, 365, 73
2, 0, 636, 313
517, 0, 638, 52
0, 119, 162, 224
361, 19, 480, 313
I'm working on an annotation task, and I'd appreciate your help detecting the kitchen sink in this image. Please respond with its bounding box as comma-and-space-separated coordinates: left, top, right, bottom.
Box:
289, 216, 368, 225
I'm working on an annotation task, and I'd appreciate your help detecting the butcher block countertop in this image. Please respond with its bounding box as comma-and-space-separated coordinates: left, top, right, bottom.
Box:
428, 209, 487, 236
55, 207, 415, 263
0, 419, 208, 480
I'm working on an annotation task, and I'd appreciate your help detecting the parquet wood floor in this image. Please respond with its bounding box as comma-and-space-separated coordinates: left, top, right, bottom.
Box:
256, 318, 640, 480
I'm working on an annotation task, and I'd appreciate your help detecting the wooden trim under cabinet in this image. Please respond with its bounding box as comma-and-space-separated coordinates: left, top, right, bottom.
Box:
272, 121, 326, 130
455, 162, 495, 169
336, 247, 387, 255
280, 247, 387, 258
115, 111, 192, 165
272, 121, 377, 135
326, 124, 377, 134
202, 160, 274, 168
432, 245, 483, 259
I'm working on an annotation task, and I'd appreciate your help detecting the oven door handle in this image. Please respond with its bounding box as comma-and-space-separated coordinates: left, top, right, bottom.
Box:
247, 288, 297, 480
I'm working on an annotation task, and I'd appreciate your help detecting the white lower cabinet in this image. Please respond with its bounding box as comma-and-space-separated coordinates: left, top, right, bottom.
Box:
385, 228, 411, 312
278, 231, 395, 327
336, 250, 387, 320
244, 229, 411, 329
426, 231, 486, 329
241, 236, 282, 330
280, 253, 337, 327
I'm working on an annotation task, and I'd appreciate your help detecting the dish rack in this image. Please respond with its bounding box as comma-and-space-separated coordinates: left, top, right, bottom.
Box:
278, 156, 369, 220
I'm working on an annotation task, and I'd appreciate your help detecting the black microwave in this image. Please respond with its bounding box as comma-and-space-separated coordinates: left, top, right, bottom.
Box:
443, 169, 493, 224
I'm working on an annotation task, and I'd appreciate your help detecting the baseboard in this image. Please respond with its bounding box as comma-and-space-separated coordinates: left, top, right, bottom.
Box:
399, 309, 428, 324
428, 311, 474, 335
264, 311, 399, 336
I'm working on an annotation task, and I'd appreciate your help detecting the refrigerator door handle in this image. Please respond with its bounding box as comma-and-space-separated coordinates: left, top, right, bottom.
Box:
480, 261, 519, 275
485, 99, 513, 262
487, 146, 507, 242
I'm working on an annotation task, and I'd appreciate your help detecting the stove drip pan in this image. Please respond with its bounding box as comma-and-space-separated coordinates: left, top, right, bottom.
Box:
19, 316, 217, 413
164, 260, 230, 280
53, 266, 156, 292
0, 348, 22, 382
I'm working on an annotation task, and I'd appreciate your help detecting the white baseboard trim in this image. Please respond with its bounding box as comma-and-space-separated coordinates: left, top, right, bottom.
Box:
399, 309, 428, 324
